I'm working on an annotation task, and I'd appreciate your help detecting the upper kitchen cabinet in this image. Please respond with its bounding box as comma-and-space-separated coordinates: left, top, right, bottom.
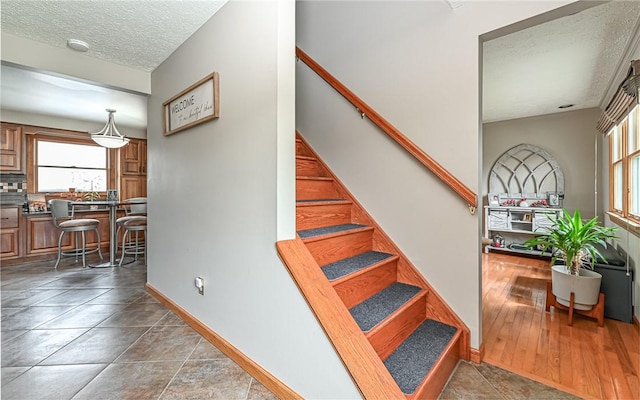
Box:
0, 123, 24, 173
121, 138, 147, 175
119, 138, 147, 200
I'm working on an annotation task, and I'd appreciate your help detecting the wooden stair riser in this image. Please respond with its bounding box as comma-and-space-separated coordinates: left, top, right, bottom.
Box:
333, 258, 398, 309
366, 292, 427, 361
296, 178, 339, 200
303, 229, 374, 266
296, 157, 326, 177
296, 203, 352, 231
295, 139, 312, 157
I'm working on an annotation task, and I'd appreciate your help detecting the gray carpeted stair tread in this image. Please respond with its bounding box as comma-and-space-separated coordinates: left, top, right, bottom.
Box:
349, 282, 421, 332
384, 319, 458, 395
297, 223, 368, 239
321, 251, 394, 281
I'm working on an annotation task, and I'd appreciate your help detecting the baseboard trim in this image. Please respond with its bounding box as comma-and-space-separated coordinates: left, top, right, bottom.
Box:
470, 344, 484, 363
146, 283, 302, 400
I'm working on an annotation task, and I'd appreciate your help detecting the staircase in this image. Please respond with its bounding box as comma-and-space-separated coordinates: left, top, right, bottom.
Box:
279, 134, 470, 399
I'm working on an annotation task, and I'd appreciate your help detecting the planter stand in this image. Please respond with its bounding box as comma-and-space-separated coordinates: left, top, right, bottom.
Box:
546, 281, 605, 326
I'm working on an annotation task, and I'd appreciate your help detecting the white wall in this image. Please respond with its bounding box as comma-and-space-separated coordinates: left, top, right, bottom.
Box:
296, 0, 576, 348
483, 108, 602, 218
147, 1, 359, 398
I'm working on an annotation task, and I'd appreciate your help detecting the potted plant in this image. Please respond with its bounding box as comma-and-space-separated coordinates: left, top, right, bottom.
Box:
525, 209, 617, 311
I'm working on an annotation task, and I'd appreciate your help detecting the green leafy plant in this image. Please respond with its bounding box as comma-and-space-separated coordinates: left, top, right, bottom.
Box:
525, 209, 617, 276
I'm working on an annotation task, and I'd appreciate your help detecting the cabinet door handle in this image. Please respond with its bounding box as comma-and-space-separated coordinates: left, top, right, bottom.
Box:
1, 217, 9, 220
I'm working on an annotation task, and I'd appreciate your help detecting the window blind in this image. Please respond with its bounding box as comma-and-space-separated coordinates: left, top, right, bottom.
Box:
597, 60, 640, 134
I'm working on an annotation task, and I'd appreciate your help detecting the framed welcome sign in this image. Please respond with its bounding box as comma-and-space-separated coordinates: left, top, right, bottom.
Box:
163, 72, 220, 136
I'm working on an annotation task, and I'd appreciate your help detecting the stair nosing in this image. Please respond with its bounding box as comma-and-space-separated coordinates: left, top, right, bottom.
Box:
296, 199, 352, 207
299, 225, 374, 243
295, 155, 316, 161
296, 176, 333, 181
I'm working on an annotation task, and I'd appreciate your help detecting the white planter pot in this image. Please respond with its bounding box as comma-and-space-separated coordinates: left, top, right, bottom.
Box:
551, 264, 602, 311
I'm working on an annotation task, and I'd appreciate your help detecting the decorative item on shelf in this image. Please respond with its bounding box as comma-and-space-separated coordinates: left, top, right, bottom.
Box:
83, 191, 100, 202
519, 198, 529, 207
90, 109, 130, 149
531, 199, 548, 207
26, 193, 47, 213
501, 198, 519, 207
548, 193, 560, 207
66, 188, 78, 200
492, 234, 505, 248
107, 189, 118, 202
83, 191, 100, 210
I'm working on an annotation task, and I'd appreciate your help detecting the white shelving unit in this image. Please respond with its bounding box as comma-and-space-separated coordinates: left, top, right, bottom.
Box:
484, 206, 562, 255
485, 143, 566, 258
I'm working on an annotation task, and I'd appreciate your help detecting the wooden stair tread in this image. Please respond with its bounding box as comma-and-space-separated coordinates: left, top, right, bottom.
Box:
349, 282, 421, 332
297, 223, 368, 239
321, 251, 395, 281
384, 319, 458, 395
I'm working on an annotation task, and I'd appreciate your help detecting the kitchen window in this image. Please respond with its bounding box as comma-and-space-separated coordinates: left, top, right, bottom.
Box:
609, 105, 640, 224
27, 130, 114, 194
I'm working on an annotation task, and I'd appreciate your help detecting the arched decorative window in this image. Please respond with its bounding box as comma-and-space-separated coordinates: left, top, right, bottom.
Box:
489, 144, 564, 204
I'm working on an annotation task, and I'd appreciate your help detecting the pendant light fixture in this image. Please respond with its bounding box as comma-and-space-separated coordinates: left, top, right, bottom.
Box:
91, 109, 130, 148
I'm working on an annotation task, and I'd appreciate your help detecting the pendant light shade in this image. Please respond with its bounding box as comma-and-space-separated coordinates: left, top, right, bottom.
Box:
91, 109, 130, 148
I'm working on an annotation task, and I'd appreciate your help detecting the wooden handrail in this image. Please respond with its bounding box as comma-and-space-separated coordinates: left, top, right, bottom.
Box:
296, 47, 478, 212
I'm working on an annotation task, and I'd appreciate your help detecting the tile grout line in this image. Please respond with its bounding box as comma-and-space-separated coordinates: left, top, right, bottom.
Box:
155, 335, 203, 399
469, 362, 509, 400
66, 289, 162, 399
69, 306, 161, 399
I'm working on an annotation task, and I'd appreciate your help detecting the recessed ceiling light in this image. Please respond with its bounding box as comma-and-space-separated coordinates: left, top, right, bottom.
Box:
558, 104, 574, 109
66, 39, 89, 52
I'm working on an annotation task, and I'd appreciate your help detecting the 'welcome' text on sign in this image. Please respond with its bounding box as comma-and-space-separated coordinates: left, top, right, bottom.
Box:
163, 73, 220, 136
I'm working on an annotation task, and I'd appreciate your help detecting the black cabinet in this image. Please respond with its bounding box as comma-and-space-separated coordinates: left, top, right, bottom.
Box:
593, 244, 633, 323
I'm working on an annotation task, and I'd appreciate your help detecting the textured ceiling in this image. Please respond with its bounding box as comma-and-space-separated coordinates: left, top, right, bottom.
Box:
0, 0, 227, 72
483, 1, 640, 123
0, 0, 227, 130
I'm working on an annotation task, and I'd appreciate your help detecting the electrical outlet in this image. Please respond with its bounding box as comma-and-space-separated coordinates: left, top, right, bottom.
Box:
194, 277, 205, 295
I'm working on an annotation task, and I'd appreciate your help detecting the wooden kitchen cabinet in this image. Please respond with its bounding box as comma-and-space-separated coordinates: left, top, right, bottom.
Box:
120, 176, 147, 201
121, 139, 147, 175
1, 206, 21, 259
25, 210, 111, 256
0, 123, 24, 172
119, 139, 147, 200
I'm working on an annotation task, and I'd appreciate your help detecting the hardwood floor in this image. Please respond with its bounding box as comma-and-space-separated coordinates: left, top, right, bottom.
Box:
482, 252, 639, 400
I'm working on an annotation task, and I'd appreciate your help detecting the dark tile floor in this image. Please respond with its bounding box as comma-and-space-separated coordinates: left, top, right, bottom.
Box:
1, 255, 578, 400
1, 256, 277, 400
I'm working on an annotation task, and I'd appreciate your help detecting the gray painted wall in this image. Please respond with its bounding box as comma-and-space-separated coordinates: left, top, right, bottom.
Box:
483, 108, 602, 219
296, 0, 574, 349
147, 1, 359, 398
